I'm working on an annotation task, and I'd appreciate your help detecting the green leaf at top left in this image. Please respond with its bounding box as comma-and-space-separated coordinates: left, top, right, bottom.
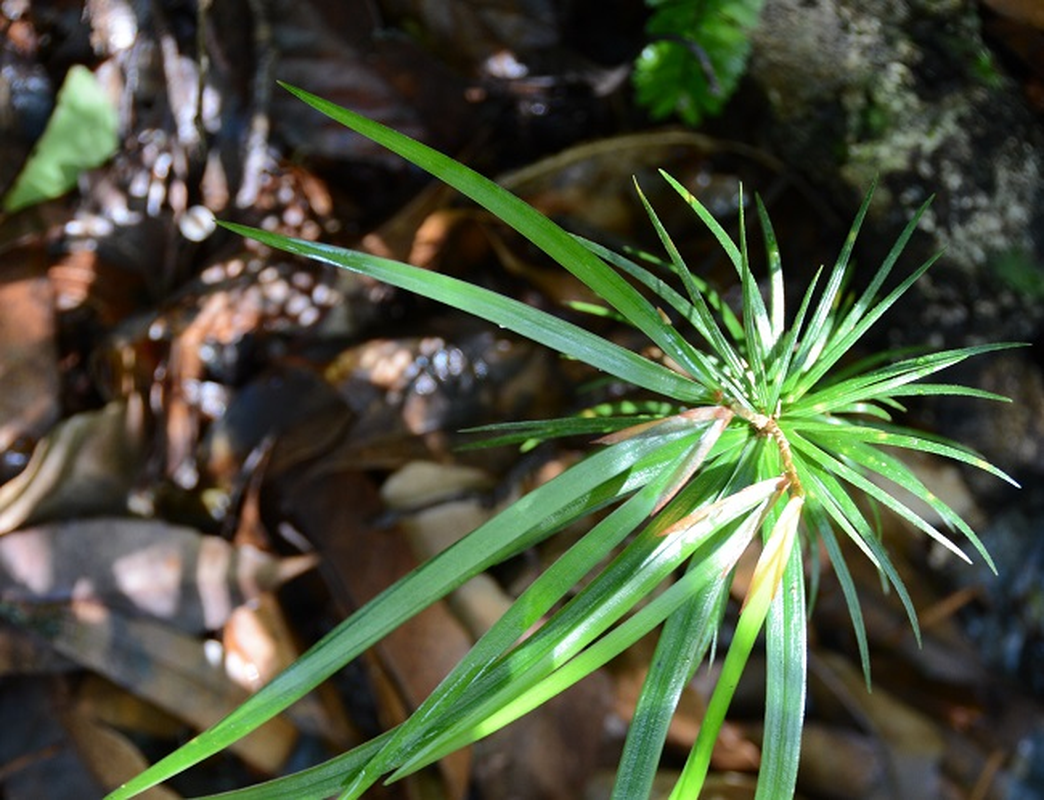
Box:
3, 65, 119, 212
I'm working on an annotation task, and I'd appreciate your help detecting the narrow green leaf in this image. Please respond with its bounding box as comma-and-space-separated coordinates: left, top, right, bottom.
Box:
391, 479, 783, 778
788, 250, 943, 399
223, 223, 706, 404
835, 194, 934, 342
784, 185, 877, 386
767, 265, 821, 410
792, 419, 1017, 486
188, 733, 393, 800
340, 439, 700, 798
796, 455, 922, 644
827, 401, 895, 421
392, 488, 776, 785
633, 180, 752, 401
458, 415, 665, 449
800, 427, 997, 571
794, 343, 1022, 415
784, 268, 843, 393
612, 579, 730, 800
756, 537, 806, 800
651, 409, 734, 512
734, 187, 772, 406
807, 506, 873, 689
587, 238, 745, 342
275, 82, 711, 389
815, 343, 928, 387
756, 194, 785, 343
577, 235, 739, 386
104, 431, 687, 799
670, 497, 800, 799
660, 170, 744, 272
790, 429, 973, 565
884, 383, 1013, 402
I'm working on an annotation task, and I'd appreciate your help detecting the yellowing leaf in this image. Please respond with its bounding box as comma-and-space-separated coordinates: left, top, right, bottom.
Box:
743, 495, 803, 611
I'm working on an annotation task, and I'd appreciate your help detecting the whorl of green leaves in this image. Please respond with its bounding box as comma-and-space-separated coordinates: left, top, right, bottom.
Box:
107, 83, 1017, 800
634, 0, 766, 126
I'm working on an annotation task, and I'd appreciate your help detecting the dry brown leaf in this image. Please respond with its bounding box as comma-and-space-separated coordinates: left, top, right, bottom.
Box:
0, 243, 60, 471
497, 129, 766, 239
0, 618, 74, 675
16, 598, 297, 774
380, 0, 560, 70
360, 181, 461, 264
201, 365, 354, 489
390, 486, 513, 639
380, 460, 493, 516
61, 703, 182, 799
0, 675, 177, 798
0, 399, 146, 534
282, 467, 474, 799
325, 326, 563, 466
472, 672, 613, 800
0, 676, 111, 798
0, 517, 316, 632
796, 723, 887, 800
266, 1, 472, 168
74, 674, 184, 739
815, 651, 946, 798
222, 594, 353, 746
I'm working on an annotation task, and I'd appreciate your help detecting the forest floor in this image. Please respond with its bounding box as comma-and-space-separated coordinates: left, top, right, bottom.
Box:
1, 2, 1043, 798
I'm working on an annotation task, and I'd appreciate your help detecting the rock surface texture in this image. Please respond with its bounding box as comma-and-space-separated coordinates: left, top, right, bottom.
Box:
749, 0, 1044, 741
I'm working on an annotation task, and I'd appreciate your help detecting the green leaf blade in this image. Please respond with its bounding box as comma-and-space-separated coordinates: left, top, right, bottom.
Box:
3, 65, 119, 211
756, 538, 806, 800
104, 431, 689, 799
222, 223, 706, 404
793, 343, 1024, 416
613, 580, 729, 800
275, 82, 711, 387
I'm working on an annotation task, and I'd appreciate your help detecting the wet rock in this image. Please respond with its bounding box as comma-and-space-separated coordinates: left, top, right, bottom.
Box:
749, 0, 1043, 290
747, 1, 1044, 708
748, 0, 1044, 486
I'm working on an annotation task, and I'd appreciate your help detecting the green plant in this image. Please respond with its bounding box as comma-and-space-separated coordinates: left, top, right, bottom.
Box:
108, 84, 1017, 800
2, 65, 119, 212
633, 0, 766, 126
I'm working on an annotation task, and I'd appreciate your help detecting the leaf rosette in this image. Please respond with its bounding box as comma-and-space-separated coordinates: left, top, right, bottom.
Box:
108, 84, 1018, 800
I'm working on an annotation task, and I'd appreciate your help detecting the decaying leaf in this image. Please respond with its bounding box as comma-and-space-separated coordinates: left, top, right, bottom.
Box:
12, 599, 298, 774
222, 594, 354, 746
62, 703, 182, 800
0, 399, 145, 535
383, 461, 512, 638
0, 616, 74, 675
0, 517, 316, 632
0, 243, 60, 479
0, 676, 114, 799
472, 673, 613, 800
281, 466, 475, 798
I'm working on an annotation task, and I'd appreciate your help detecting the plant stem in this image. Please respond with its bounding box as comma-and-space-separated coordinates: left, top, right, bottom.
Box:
729, 404, 805, 497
